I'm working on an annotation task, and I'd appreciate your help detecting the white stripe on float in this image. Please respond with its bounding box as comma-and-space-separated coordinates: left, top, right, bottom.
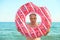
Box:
17, 14, 32, 38
31, 28, 37, 38
43, 7, 51, 17
42, 23, 47, 30
38, 27, 44, 36
29, 2, 35, 12
24, 5, 29, 12
43, 7, 51, 21
16, 20, 26, 36
39, 8, 50, 26
19, 9, 25, 17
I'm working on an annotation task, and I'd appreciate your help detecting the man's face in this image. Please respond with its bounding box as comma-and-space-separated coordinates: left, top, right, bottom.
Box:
30, 14, 37, 24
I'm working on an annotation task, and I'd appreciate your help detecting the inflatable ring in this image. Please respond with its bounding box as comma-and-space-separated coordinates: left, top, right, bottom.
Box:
15, 2, 51, 38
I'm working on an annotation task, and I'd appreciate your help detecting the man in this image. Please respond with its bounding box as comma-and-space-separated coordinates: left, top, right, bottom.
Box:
26, 12, 50, 40
26, 13, 40, 40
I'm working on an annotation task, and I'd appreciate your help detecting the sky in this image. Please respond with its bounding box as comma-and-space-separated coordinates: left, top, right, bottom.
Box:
0, 0, 60, 22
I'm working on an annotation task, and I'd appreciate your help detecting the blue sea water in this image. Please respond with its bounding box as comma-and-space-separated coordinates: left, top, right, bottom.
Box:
0, 22, 60, 40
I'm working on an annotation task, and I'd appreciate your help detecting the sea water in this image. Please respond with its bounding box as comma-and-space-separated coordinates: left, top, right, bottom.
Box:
0, 22, 60, 40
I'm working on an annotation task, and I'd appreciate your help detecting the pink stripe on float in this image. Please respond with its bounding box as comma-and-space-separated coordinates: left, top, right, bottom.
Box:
37, 27, 44, 36
17, 14, 32, 38
24, 5, 29, 13
42, 23, 47, 30
44, 7, 51, 17
43, 7, 51, 22
31, 28, 37, 38
19, 9, 25, 17
39, 8, 51, 26
41, 7, 51, 26
29, 2, 35, 12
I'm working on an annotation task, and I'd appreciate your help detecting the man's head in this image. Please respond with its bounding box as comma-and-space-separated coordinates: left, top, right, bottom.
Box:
29, 13, 37, 24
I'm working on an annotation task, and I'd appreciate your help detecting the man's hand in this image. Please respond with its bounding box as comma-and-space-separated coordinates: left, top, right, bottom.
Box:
44, 29, 50, 36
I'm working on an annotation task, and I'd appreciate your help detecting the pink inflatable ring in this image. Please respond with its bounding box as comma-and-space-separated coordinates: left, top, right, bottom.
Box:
15, 2, 51, 38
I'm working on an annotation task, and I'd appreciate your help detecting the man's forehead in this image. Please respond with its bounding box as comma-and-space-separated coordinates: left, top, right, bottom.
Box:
30, 15, 37, 18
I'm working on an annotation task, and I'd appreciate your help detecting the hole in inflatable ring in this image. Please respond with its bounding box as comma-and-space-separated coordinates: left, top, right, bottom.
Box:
25, 12, 41, 28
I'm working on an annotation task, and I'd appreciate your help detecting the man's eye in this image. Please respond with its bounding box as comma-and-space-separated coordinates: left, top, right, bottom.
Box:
33, 18, 36, 19
30, 18, 36, 19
